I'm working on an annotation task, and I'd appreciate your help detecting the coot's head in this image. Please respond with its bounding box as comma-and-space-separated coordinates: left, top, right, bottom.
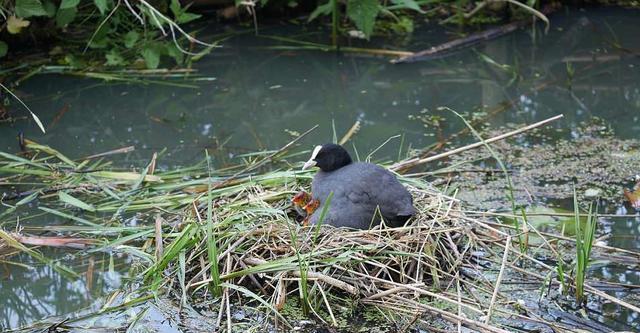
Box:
302, 143, 352, 172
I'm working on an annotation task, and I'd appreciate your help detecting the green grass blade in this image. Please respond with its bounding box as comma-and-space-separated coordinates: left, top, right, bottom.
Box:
144, 223, 198, 280
59, 191, 97, 212
39, 206, 101, 227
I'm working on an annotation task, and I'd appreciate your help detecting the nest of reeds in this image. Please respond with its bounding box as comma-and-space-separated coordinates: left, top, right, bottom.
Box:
145, 170, 512, 332
151, 174, 640, 332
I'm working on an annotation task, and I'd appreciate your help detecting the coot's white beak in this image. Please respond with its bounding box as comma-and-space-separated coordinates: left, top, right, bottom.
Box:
301, 145, 322, 171
302, 159, 316, 170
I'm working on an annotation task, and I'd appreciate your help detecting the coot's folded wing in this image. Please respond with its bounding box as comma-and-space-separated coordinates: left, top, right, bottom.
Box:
348, 163, 414, 219
310, 162, 414, 229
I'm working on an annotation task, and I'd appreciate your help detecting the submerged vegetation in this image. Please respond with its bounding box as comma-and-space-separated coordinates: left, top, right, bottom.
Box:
1, 123, 639, 331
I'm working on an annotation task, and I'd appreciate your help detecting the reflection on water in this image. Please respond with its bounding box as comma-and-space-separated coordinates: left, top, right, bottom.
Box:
590, 210, 640, 330
0, 250, 125, 330
1, 6, 639, 330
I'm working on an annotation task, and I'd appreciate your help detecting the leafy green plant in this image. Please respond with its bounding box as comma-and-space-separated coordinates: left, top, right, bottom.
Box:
1, 0, 553, 69
1, 0, 207, 69
308, 0, 424, 43
572, 187, 597, 305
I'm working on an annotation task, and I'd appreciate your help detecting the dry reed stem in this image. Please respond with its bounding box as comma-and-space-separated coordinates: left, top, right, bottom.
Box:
484, 236, 510, 324
154, 215, 164, 259
390, 115, 564, 172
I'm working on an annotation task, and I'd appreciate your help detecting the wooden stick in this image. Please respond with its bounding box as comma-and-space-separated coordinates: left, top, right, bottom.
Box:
288, 270, 359, 295
465, 210, 640, 219
390, 114, 563, 172
191, 256, 360, 295
393, 4, 554, 64
392, 21, 522, 64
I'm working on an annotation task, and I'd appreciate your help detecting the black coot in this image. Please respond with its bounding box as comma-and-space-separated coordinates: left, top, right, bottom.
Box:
301, 143, 416, 229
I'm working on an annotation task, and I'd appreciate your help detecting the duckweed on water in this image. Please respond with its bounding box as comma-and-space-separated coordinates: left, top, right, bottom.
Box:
447, 121, 640, 210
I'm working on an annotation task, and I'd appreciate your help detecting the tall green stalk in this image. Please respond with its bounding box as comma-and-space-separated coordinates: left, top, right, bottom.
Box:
287, 219, 310, 315
573, 187, 597, 304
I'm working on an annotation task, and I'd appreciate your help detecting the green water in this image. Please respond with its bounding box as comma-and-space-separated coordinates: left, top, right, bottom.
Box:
1, 6, 639, 331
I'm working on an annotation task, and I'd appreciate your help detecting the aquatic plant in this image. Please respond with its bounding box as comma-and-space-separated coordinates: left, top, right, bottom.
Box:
572, 187, 597, 305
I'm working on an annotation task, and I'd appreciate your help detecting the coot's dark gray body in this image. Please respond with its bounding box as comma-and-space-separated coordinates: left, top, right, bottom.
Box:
308, 162, 415, 229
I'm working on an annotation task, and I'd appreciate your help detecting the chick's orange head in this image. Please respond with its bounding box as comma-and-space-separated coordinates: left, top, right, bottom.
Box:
292, 191, 311, 206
